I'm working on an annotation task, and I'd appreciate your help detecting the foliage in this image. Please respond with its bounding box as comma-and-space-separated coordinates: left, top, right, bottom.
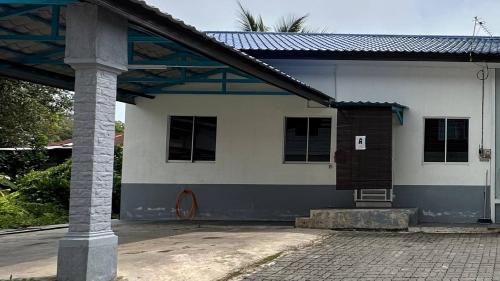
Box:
115, 121, 125, 133
15, 161, 71, 209
0, 150, 48, 180
274, 14, 309, 33
14, 146, 123, 215
0, 78, 73, 148
236, 1, 324, 33
0, 174, 16, 190
237, 1, 268, 32
0, 78, 73, 179
0, 179, 67, 229
112, 145, 123, 215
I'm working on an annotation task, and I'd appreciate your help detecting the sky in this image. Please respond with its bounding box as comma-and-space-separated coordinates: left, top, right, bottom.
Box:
115, 0, 500, 121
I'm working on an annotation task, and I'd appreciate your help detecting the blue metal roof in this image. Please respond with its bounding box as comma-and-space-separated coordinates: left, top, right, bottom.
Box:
206, 32, 500, 59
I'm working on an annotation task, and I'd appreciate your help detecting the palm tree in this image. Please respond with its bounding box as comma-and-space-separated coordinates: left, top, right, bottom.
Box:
274, 14, 310, 33
236, 1, 321, 33
237, 1, 269, 32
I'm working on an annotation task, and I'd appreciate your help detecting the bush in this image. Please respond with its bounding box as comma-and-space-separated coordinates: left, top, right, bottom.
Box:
112, 145, 122, 215
0, 177, 67, 229
15, 146, 123, 214
0, 149, 48, 180
15, 161, 71, 209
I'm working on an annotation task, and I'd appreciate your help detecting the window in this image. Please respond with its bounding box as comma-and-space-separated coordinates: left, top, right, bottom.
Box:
424, 118, 468, 163
284, 117, 331, 162
168, 116, 217, 161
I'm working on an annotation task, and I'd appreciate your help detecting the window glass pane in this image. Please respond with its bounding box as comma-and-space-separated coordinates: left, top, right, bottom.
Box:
284, 118, 308, 161
446, 119, 468, 162
308, 118, 331, 162
168, 116, 193, 161
424, 118, 445, 162
193, 117, 217, 161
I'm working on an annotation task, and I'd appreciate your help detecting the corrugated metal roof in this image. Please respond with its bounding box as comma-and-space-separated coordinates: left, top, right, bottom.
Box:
206, 32, 500, 56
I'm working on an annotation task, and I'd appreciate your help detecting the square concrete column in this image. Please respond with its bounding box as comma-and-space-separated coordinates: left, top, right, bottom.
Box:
57, 3, 128, 281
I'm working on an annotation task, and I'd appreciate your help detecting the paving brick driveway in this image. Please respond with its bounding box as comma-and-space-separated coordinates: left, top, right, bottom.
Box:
239, 232, 500, 281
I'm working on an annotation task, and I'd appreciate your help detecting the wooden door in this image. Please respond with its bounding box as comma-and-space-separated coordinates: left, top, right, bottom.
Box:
336, 107, 392, 190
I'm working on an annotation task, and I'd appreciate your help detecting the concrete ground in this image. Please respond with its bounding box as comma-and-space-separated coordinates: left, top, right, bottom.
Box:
236, 231, 500, 281
0, 221, 329, 281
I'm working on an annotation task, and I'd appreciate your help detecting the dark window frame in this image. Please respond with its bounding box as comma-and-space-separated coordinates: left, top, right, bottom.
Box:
167, 115, 217, 162
423, 117, 469, 163
283, 116, 332, 163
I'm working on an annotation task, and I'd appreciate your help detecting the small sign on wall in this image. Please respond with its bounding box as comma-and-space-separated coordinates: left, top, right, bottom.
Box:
355, 136, 366, 150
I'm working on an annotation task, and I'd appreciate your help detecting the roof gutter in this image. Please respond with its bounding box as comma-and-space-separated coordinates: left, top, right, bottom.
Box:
88, 0, 333, 106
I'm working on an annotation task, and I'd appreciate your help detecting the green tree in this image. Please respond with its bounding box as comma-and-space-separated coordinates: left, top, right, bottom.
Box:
0, 78, 73, 148
0, 78, 73, 179
236, 1, 323, 33
115, 121, 125, 133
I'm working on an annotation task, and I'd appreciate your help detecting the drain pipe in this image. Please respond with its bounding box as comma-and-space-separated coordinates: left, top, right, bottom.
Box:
478, 170, 492, 224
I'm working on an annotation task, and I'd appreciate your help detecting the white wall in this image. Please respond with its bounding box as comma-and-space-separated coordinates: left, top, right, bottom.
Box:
123, 95, 337, 184
123, 60, 495, 187
335, 62, 494, 186
264, 59, 337, 98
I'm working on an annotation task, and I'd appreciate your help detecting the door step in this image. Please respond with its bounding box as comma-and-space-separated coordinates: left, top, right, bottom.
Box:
296, 208, 418, 230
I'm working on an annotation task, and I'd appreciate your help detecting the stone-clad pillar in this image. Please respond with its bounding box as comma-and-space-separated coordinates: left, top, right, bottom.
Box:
57, 3, 127, 281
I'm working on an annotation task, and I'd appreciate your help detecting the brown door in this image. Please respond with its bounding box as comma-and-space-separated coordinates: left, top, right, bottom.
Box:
336, 107, 392, 190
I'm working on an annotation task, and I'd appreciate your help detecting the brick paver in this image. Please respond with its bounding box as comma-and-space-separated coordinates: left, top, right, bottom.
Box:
240, 232, 500, 281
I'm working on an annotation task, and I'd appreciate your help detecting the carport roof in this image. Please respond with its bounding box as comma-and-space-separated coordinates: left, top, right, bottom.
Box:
0, 0, 333, 106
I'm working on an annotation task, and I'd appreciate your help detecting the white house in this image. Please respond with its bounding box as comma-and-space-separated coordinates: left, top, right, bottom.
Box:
3, 1, 500, 279
121, 32, 500, 224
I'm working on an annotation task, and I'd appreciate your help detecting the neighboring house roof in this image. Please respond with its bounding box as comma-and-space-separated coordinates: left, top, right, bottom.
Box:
0, 133, 124, 151
206, 32, 500, 61
48, 133, 124, 148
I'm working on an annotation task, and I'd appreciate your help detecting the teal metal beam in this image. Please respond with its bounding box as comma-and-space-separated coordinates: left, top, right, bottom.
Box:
131, 59, 223, 67
0, 4, 44, 18
50, 5, 59, 37
221, 70, 227, 94
0, 34, 64, 41
141, 68, 227, 92
119, 77, 261, 83
146, 90, 291, 95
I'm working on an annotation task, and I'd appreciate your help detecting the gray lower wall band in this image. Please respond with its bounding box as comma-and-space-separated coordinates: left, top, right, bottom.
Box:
121, 184, 490, 223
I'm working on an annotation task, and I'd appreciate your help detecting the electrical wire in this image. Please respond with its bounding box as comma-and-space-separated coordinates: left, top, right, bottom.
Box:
470, 16, 492, 150
477, 68, 489, 148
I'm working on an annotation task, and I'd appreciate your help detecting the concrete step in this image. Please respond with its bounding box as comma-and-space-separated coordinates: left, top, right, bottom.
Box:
296, 208, 418, 230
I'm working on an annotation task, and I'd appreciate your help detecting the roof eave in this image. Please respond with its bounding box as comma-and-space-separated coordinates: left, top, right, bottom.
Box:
241, 50, 500, 63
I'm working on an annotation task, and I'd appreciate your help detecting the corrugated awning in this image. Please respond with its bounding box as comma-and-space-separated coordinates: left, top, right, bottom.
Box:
333, 101, 408, 125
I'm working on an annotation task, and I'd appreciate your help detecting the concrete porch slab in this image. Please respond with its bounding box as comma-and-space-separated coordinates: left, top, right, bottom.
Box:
296, 208, 418, 230
0, 221, 330, 281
